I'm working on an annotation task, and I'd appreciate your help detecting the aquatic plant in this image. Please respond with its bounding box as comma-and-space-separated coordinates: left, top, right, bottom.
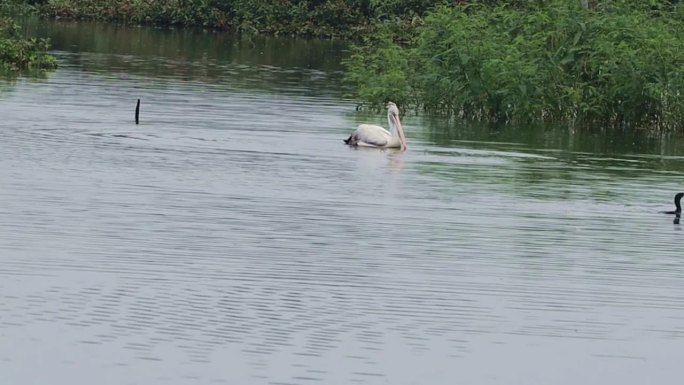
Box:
345, 1, 684, 130
0, 17, 57, 70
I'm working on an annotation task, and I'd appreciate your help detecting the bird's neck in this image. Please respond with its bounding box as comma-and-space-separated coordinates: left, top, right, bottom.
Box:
387, 115, 398, 136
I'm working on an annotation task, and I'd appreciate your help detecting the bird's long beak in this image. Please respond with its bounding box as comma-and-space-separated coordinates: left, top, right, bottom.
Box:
395, 116, 408, 151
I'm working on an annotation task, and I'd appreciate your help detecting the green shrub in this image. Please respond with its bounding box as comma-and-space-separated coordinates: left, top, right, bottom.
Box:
37, 0, 445, 38
345, 1, 684, 130
344, 27, 415, 108
0, 17, 57, 70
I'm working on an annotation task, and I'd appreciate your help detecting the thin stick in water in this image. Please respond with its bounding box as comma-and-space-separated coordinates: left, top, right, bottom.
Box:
135, 99, 140, 124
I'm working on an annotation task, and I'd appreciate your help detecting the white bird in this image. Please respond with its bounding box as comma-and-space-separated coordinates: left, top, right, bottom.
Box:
344, 102, 408, 151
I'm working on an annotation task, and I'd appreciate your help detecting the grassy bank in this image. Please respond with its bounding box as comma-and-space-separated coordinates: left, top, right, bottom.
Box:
345, 1, 684, 130
0, 17, 57, 70
32, 0, 437, 38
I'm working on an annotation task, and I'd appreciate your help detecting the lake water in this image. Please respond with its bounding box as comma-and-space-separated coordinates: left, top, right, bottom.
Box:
2, 20, 684, 385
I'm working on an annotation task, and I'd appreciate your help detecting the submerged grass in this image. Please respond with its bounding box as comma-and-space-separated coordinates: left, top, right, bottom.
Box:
345, 1, 684, 131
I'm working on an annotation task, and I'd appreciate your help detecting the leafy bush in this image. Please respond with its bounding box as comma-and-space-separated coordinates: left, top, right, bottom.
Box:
38, 0, 445, 38
42, 0, 232, 28
345, 1, 684, 130
0, 17, 57, 70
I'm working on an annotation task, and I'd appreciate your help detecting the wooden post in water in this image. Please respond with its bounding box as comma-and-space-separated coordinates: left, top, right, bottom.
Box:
135, 99, 140, 124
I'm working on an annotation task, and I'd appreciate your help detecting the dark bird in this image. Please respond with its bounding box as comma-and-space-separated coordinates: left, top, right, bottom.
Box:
660, 192, 684, 214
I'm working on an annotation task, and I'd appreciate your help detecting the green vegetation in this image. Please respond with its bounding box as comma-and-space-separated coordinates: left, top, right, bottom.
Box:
345, 1, 684, 130
0, 17, 57, 70
35, 0, 438, 38
6, 0, 684, 130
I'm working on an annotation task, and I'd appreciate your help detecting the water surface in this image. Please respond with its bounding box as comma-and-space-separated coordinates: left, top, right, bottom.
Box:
2, 19, 684, 385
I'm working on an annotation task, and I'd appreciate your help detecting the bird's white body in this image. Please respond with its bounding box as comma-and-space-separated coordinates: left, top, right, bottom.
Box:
350, 124, 404, 148
344, 102, 407, 151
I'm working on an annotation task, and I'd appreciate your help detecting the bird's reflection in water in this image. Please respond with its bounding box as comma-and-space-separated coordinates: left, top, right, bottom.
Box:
674, 213, 681, 225
387, 151, 405, 173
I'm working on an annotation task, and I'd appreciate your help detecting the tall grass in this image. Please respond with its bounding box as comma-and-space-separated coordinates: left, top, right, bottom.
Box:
345, 1, 684, 130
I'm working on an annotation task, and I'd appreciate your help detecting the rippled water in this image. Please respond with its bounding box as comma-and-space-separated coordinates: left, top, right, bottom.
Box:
2, 20, 684, 385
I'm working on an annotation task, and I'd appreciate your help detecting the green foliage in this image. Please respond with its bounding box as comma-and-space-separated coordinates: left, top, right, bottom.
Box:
370, 0, 443, 18
41, 0, 232, 28
36, 0, 445, 38
0, 17, 58, 70
345, 0, 684, 130
344, 27, 415, 108
230, 0, 370, 37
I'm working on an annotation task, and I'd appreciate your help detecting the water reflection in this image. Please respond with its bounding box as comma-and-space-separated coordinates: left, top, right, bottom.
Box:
418, 115, 684, 158
2, 18, 684, 385
17, 17, 349, 96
